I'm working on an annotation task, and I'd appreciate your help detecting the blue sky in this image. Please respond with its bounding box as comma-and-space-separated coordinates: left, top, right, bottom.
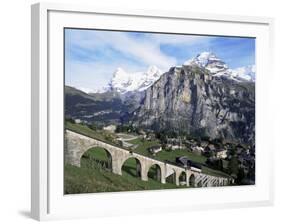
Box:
65, 28, 255, 92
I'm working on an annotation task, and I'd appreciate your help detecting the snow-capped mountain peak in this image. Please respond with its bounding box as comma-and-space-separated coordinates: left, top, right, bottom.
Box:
184, 52, 255, 82
108, 66, 163, 93
184, 52, 217, 66
184, 51, 228, 74
107, 52, 254, 94
146, 65, 161, 77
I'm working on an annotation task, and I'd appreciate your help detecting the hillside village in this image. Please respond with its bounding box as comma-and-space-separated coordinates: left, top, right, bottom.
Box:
67, 118, 255, 185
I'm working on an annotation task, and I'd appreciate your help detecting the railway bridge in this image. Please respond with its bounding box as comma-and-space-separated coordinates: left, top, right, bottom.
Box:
65, 130, 232, 187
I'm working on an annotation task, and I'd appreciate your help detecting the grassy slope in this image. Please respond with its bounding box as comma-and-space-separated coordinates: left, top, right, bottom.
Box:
66, 121, 119, 145
131, 137, 206, 163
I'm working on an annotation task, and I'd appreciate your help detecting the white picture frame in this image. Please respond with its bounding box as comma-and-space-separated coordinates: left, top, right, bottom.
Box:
31, 2, 275, 221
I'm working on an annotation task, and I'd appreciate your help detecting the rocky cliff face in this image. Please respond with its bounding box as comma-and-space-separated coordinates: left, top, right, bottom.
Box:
133, 65, 255, 144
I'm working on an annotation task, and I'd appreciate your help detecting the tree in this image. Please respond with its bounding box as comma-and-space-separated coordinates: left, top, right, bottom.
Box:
228, 156, 239, 176
155, 131, 167, 144
88, 123, 97, 131
236, 168, 245, 184
217, 159, 224, 171
229, 145, 237, 156
204, 150, 214, 158
104, 134, 114, 143
65, 117, 75, 124
116, 124, 129, 133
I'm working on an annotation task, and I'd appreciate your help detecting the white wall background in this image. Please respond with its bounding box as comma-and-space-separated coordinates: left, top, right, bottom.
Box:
0, 0, 279, 223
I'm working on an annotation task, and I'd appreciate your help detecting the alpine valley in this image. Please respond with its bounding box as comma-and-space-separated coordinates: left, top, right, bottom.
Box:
65, 52, 255, 145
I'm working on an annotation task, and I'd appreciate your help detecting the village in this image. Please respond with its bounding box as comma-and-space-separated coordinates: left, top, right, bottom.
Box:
71, 118, 255, 185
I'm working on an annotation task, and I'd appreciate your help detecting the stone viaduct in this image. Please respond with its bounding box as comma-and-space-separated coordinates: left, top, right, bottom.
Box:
65, 130, 232, 187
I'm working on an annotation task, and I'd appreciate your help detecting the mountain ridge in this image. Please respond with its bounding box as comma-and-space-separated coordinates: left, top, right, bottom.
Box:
132, 62, 255, 144
74, 51, 255, 94
65, 52, 255, 144
107, 65, 163, 94
184, 52, 255, 82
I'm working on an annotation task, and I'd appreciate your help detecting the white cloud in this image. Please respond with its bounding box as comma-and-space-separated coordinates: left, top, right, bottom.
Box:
67, 30, 179, 71
65, 29, 214, 90
65, 57, 146, 92
149, 33, 211, 45
96, 32, 177, 70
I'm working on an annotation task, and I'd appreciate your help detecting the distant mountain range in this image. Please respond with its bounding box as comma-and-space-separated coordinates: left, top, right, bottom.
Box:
78, 52, 255, 94
66, 52, 255, 144
65, 86, 128, 125
107, 65, 163, 94
105, 52, 255, 94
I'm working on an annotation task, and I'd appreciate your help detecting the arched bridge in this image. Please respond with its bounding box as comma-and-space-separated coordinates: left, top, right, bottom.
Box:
65, 130, 232, 187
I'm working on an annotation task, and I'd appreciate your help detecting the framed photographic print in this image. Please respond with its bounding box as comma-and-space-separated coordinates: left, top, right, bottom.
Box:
31, 2, 274, 221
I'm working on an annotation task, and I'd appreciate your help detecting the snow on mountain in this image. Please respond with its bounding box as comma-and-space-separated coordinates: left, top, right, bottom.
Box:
184, 52, 228, 74
76, 86, 108, 94
108, 65, 163, 93
230, 65, 256, 82
76, 87, 95, 94
184, 52, 255, 82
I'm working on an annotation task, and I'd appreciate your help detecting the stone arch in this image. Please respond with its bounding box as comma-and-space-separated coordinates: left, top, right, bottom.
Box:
80, 146, 113, 171
147, 164, 162, 182
197, 180, 203, 187
211, 178, 217, 187
224, 179, 228, 186
121, 157, 142, 178
202, 176, 209, 187
189, 174, 196, 187
208, 178, 214, 187
166, 168, 177, 184
215, 179, 219, 187
179, 171, 187, 185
